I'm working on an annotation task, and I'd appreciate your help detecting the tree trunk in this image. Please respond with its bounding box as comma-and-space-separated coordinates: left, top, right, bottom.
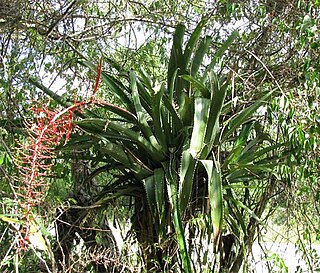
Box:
132, 197, 162, 272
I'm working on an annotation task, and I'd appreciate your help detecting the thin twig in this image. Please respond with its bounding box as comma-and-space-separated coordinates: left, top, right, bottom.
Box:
245, 49, 285, 97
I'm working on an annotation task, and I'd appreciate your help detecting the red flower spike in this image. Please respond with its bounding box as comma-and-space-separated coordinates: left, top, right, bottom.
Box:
16, 59, 103, 251
16, 102, 78, 250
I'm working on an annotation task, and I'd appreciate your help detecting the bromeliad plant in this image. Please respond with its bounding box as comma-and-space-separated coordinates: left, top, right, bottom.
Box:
73, 21, 237, 272
30, 20, 286, 272
71, 21, 285, 272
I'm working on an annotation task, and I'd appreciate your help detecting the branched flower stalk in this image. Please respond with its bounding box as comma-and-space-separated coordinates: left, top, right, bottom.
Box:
17, 103, 78, 249
16, 58, 103, 250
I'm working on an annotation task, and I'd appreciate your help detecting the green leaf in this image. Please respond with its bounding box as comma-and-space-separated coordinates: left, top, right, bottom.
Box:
225, 195, 262, 223
75, 118, 107, 134
181, 74, 210, 98
239, 143, 284, 164
138, 67, 153, 93
151, 84, 168, 151
154, 168, 166, 238
75, 119, 165, 162
136, 78, 152, 115
199, 78, 228, 158
163, 160, 192, 273
202, 30, 239, 81
224, 189, 247, 233
200, 160, 223, 241
191, 35, 212, 77
179, 148, 197, 215
100, 72, 134, 112
58, 135, 97, 151
223, 122, 254, 166
190, 97, 210, 158
220, 91, 274, 143
95, 102, 137, 123
130, 71, 161, 151
167, 24, 185, 93
162, 94, 184, 138
183, 20, 206, 66
168, 68, 179, 104
143, 174, 157, 216
143, 168, 166, 236
100, 141, 152, 178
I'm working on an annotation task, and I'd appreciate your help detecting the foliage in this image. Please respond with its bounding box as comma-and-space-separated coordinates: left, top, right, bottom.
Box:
0, 0, 319, 272
25, 20, 285, 272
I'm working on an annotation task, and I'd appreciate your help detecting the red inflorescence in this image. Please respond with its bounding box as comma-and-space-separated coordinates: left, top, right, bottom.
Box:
17, 58, 103, 251
17, 103, 76, 250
